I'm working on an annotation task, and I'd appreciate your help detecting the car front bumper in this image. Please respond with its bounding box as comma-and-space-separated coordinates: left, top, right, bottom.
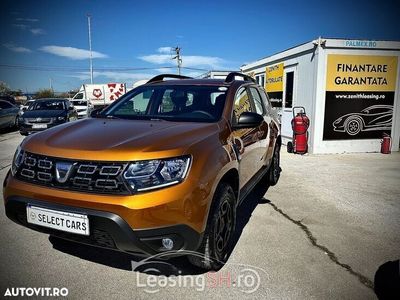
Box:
3, 171, 207, 255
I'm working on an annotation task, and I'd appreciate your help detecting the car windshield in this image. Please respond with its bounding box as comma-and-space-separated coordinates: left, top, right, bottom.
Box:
102, 85, 228, 122
29, 100, 65, 111
72, 100, 87, 106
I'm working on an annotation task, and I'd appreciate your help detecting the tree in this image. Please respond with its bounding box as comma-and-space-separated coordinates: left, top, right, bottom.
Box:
0, 81, 11, 95
36, 88, 55, 98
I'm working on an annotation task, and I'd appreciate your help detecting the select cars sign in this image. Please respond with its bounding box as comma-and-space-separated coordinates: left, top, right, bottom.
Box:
265, 63, 284, 107
323, 55, 398, 140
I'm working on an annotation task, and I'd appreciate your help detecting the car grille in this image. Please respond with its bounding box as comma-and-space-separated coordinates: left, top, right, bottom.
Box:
25, 118, 52, 124
16, 152, 130, 195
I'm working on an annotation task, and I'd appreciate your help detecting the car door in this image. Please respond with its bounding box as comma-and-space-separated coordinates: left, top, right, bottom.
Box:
231, 86, 263, 189
0, 100, 13, 128
249, 86, 275, 167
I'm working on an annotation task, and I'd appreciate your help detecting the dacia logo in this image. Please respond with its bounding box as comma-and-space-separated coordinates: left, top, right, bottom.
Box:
55, 162, 74, 183
36, 117, 42, 122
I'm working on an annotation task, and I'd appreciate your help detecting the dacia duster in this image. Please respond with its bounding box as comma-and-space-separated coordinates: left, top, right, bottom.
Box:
3, 73, 281, 270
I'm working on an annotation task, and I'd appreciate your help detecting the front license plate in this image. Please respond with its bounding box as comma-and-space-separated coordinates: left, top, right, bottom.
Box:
32, 124, 47, 129
26, 205, 89, 236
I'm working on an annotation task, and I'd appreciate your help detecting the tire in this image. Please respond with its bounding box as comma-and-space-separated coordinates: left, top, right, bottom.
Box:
188, 183, 236, 271
345, 117, 363, 136
268, 144, 281, 186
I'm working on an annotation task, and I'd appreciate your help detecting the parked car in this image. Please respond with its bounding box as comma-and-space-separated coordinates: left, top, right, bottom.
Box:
19, 100, 36, 116
0, 95, 16, 105
70, 99, 93, 118
19, 98, 78, 135
3, 73, 281, 270
0, 100, 20, 129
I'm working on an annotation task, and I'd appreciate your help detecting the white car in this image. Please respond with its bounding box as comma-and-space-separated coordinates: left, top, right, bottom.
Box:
70, 99, 93, 118
19, 100, 35, 115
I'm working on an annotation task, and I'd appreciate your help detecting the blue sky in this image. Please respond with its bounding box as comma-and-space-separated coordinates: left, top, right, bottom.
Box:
0, 0, 399, 93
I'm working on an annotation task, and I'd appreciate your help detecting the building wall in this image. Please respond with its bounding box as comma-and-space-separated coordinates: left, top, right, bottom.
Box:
241, 38, 400, 154
314, 47, 400, 154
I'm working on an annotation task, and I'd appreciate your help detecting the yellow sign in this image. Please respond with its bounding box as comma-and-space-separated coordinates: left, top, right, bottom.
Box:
326, 55, 398, 92
265, 63, 284, 92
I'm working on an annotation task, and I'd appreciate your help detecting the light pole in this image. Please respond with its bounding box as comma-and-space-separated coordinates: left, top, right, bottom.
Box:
87, 14, 93, 84
172, 46, 182, 75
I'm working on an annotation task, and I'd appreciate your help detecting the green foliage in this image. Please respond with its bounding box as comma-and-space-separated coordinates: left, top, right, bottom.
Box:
36, 89, 55, 99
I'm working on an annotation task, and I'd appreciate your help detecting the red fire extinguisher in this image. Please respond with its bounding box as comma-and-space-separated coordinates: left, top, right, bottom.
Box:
287, 106, 310, 154
381, 133, 392, 154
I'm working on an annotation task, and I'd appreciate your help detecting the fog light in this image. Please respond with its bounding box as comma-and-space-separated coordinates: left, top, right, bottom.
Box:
162, 238, 174, 250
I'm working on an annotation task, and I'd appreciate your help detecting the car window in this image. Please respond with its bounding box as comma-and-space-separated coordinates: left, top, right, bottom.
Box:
259, 88, 272, 114
72, 100, 87, 106
30, 100, 65, 111
249, 87, 265, 115
104, 85, 227, 122
74, 93, 84, 100
0, 101, 13, 109
233, 87, 255, 123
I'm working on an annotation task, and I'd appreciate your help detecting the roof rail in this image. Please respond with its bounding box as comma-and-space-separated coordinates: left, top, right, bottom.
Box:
225, 72, 256, 83
147, 74, 193, 83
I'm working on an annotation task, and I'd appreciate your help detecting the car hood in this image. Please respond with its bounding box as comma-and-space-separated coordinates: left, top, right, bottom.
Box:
22, 110, 66, 118
22, 118, 220, 161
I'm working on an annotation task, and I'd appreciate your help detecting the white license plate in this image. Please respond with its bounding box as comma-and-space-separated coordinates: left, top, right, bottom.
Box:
26, 205, 89, 236
32, 124, 47, 129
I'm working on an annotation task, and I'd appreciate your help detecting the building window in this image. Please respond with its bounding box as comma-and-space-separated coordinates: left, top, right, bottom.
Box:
260, 75, 265, 88
284, 71, 294, 108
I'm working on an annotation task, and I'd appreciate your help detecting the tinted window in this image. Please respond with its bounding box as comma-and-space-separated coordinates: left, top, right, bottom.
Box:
72, 100, 87, 106
0, 101, 13, 109
30, 100, 65, 111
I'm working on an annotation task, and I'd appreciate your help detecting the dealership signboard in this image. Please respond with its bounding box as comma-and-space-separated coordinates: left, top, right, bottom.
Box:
323, 55, 398, 140
265, 63, 284, 107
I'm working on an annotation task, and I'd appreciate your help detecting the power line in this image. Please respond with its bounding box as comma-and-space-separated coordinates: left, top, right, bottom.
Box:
0, 64, 210, 72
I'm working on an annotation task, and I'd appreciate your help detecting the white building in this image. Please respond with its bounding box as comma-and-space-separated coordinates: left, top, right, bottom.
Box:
241, 37, 400, 154
201, 70, 238, 79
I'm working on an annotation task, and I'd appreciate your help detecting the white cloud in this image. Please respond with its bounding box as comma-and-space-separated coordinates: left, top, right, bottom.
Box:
157, 47, 172, 54
139, 53, 226, 69
16, 18, 39, 22
3, 43, 31, 53
70, 71, 154, 82
12, 24, 28, 30
30, 28, 46, 35
39, 46, 108, 60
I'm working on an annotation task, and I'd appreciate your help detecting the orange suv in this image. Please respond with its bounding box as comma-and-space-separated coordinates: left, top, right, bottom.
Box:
3, 73, 281, 270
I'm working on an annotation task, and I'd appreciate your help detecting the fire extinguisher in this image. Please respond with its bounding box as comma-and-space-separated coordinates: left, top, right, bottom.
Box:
381, 133, 392, 154
287, 106, 310, 154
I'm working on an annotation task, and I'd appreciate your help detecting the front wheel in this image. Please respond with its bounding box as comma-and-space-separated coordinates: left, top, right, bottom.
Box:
188, 183, 236, 271
268, 144, 281, 186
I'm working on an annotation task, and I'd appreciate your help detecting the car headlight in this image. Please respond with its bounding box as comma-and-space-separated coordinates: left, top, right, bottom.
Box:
334, 118, 342, 124
123, 156, 191, 192
11, 145, 25, 176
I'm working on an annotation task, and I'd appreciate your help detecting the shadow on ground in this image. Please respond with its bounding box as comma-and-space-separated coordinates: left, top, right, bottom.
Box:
49, 181, 271, 276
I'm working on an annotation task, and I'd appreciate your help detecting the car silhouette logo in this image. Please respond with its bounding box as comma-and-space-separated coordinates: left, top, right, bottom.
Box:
332, 105, 393, 136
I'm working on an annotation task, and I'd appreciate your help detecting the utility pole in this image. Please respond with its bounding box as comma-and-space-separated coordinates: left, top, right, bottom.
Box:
87, 14, 93, 84
49, 78, 53, 92
172, 46, 182, 75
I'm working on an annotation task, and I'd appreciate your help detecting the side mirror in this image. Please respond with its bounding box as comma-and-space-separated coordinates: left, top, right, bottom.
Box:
233, 112, 263, 129
90, 108, 102, 118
